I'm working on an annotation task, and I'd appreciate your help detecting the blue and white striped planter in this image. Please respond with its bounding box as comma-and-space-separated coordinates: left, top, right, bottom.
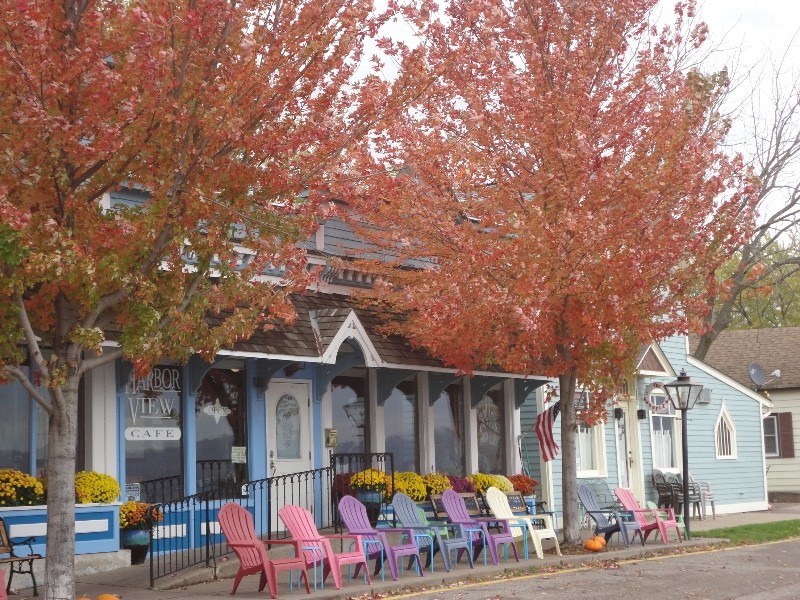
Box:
0, 503, 121, 556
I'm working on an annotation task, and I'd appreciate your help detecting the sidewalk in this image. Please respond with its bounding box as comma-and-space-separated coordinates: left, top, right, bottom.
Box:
16, 504, 800, 600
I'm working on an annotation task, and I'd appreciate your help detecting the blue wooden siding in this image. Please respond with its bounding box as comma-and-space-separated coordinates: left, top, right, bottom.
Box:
651, 336, 766, 508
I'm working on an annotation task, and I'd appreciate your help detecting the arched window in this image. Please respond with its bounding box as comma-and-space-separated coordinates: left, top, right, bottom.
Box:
715, 404, 737, 459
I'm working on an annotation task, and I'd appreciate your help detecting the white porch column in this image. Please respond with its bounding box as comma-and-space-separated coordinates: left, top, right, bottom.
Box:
84, 361, 118, 477
416, 372, 435, 474
464, 375, 479, 474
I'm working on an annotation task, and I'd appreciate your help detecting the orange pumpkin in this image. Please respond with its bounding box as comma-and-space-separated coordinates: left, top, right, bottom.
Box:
76, 596, 92, 600
95, 594, 120, 600
584, 536, 603, 552
596, 536, 607, 548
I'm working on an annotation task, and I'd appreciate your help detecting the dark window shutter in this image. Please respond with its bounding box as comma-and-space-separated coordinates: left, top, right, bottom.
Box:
778, 412, 795, 458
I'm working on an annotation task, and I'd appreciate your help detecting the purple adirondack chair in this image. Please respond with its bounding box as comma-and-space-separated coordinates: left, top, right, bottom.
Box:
338, 495, 424, 581
440, 489, 519, 565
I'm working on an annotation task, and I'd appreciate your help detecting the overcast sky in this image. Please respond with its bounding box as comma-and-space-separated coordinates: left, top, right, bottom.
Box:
695, 0, 799, 221
698, 0, 799, 59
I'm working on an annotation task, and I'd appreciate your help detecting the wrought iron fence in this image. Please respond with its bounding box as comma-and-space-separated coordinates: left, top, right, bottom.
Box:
145, 466, 335, 587
330, 451, 395, 530
144, 452, 394, 587
139, 475, 183, 505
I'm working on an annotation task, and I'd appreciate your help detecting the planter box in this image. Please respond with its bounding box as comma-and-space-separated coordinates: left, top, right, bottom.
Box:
0, 503, 121, 556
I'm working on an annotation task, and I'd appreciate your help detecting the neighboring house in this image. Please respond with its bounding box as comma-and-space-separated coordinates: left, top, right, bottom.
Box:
521, 334, 771, 519
694, 327, 800, 502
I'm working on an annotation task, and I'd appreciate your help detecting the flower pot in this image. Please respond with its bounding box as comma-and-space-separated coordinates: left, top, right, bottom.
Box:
355, 490, 383, 526
121, 529, 150, 565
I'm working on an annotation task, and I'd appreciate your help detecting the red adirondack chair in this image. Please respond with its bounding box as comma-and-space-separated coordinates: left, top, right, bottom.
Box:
338, 495, 424, 581
613, 487, 683, 545
278, 504, 371, 590
218, 503, 310, 598
440, 489, 519, 565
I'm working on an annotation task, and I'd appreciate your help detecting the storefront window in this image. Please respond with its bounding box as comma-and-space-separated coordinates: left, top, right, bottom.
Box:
331, 372, 368, 453
0, 368, 49, 475
196, 369, 247, 494
384, 378, 418, 472
476, 387, 506, 473
1, 379, 33, 472
433, 383, 465, 475
124, 365, 183, 500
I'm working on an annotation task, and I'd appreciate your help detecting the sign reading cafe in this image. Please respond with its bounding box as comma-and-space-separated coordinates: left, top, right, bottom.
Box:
125, 366, 182, 441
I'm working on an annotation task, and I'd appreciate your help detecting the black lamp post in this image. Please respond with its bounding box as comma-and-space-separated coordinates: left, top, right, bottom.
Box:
662, 369, 703, 539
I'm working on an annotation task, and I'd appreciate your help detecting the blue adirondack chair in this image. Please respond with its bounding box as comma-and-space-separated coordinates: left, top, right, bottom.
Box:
440, 489, 519, 566
391, 492, 474, 571
577, 484, 630, 547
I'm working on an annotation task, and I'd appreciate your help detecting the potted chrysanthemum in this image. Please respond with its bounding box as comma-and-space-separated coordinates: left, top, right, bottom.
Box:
119, 501, 163, 564
349, 468, 390, 526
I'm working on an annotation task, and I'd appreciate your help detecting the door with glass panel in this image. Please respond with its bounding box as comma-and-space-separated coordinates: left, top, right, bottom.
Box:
267, 380, 312, 477
266, 380, 312, 529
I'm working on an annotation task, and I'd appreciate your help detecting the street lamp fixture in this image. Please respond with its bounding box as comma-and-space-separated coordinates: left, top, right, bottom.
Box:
662, 369, 703, 539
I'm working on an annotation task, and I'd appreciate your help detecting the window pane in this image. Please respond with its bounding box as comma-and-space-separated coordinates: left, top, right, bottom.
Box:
433, 384, 465, 475
577, 423, 596, 471
384, 377, 418, 472
196, 369, 248, 492
652, 415, 675, 469
124, 365, 183, 499
477, 388, 506, 473
0, 378, 32, 472
332, 375, 368, 453
275, 393, 301, 459
764, 416, 779, 456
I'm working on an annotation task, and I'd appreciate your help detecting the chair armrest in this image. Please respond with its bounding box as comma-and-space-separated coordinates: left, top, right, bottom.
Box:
10, 537, 37, 556
262, 539, 304, 551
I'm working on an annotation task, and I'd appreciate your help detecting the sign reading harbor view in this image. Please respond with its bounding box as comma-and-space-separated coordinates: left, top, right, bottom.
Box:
125, 365, 182, 441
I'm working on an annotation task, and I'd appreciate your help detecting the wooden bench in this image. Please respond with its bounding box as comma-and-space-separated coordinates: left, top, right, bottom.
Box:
0, 516, 41, 596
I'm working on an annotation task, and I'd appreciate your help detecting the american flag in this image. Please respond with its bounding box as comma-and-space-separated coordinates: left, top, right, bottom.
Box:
535, 400, 561, 462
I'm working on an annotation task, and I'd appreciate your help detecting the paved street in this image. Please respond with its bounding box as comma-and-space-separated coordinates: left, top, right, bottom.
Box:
391, 540, 800, 600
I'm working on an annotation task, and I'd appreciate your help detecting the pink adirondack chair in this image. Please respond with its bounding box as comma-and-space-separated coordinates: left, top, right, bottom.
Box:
613, 488, 683, 545
278, 504, 371, 589
440, 490, 519, 565
218, 503, 310, 598
338, 495, 424, 581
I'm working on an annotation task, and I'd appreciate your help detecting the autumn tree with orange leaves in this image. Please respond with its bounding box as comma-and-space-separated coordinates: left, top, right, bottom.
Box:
345, 0, 756, 544
0, 1, 430, 598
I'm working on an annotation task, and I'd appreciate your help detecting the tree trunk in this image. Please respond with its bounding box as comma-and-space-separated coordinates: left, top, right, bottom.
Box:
44, 383, 79, 600
559, 369, 581, 545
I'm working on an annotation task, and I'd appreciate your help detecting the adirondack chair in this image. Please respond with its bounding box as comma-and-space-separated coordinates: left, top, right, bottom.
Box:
646, 501, 686, 539
614, 487, 683, 545
440, 489, 519, 566
484, 487, 561, 560
337, 495, 424, 581
577, 484, 630, 547
391, 492, 474, 572
218, 503, 310, 598
278, 504, 371, 590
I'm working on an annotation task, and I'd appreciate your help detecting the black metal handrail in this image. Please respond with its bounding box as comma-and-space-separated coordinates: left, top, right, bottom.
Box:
144, 452, 394, 587
330, 451, 394, 530
146, 466, 334, 587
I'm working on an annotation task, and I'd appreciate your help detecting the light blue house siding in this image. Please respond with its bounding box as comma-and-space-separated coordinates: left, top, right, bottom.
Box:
652, 336, 768, 513
545, 414, 624, 524
519, 334, 769, 526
